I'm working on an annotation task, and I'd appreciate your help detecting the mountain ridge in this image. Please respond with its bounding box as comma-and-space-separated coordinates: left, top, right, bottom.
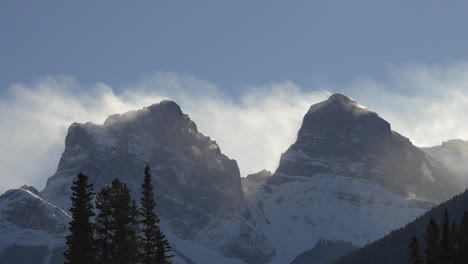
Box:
0, 93, 465, 264
1, 99, 274, 264
244, 93, 462, 263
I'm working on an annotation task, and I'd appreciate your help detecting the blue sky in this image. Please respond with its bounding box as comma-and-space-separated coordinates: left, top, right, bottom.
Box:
2, 0, 468, 95
3, 1, 468, 192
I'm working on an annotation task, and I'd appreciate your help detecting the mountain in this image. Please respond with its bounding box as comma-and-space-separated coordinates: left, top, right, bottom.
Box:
334, 189, 468, 264
273, 94, 460, 202
0, 94, 463, 264
0, 100, 274, 264
0, 186, 68, 264
243, 93, 462, 263
422, 139, 468, 186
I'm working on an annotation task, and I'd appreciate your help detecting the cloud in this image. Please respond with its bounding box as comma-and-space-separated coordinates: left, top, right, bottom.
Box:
2, 64, 468, 193
0, 73, 328, 193
346, 62, 468, 147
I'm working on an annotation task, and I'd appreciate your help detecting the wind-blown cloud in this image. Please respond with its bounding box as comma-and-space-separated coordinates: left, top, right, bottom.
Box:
347, 62, 468, 147
2, 64, 468, 193
0, 74, 328, 193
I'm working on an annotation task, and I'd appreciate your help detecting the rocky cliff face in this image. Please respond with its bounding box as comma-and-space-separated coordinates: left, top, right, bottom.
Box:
0, 95, 464, 264
1, 100, 273, 264
243, 94, 462, 264
273, 93, 461, 202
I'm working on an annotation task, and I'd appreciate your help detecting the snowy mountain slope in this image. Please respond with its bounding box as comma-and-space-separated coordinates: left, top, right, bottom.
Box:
243, 93, 462, 263
0, 95, 463, 264
422, 139, 468, 186
0, 186, 69, 264
272, 94, 461, 203
244, 172, 432, 264
0, 100, 273, 264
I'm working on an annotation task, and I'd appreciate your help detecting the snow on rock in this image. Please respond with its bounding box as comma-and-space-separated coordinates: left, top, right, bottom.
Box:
5, 100, 274, 264
243, 93, 462, 263
243, 173, 432, 264
0, 95, 464, 264
0, 186, 69, 262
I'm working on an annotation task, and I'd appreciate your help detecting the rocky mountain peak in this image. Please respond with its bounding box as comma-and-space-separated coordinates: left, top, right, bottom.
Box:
308, 93, 370, 115
102, 100, 186, 127
148, 99, 183, 114
273, 94, 461, 203
300, 93, 390, 141
39, 100, 274, 264
326, 93, 359, 106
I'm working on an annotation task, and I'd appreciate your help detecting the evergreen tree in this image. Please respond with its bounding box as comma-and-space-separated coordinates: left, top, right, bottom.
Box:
64, 173, 96, 264
408, 236, 422, 264
95, 185, 113, 264
95, 179, 140, 264
155, 228, 174, 264
425, 218, 441, 264
451, 221, 461, 264
140, 165, 159, 264
140, 165, 173, 264
441, 208, 452, 263
460, 211, 468, 263
129, 199, 142, 264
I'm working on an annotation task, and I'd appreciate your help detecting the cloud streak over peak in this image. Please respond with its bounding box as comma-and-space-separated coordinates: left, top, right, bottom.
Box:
2, 64, 468, 193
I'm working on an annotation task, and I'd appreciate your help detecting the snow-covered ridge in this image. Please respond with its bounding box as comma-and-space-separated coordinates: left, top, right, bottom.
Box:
0, 94, 464, 264
39, 99, 273, 264
19, 187, 71, 219
244, 173, 432, 264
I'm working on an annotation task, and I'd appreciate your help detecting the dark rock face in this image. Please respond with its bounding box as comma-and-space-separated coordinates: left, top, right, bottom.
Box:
273, 93, 461, 203
1, 95, 464, 264
40, 100, 272, 263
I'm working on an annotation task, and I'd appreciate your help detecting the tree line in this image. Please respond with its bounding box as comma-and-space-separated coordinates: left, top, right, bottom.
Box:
408, 208, 468, 264
64, 165, 173, 264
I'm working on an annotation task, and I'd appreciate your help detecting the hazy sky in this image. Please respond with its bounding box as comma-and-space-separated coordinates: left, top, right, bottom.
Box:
2, 1, 468, 193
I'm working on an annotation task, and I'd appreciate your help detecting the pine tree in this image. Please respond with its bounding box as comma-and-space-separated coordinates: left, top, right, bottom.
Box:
129, 199, 142, 264
425, 218, 441, 264
64, 173, 96, 264
140, 165, 173, 264
451, 220, 461, 264
408, 236, 422, 264
95, 179, 140, 264
460, 211, 468, 263
441, 208, 452, 263
95, 185, 112, 263
113, 180, 134, 264
155, 228, 174, 264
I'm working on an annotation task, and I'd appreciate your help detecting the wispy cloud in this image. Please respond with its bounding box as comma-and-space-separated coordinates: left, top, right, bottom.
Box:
347, 62, 468, 146
2, 64, 468, 193
0, 74, 328, 193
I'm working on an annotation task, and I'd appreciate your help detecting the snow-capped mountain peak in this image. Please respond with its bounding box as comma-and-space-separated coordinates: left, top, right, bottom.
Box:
0, 95, 465, 264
